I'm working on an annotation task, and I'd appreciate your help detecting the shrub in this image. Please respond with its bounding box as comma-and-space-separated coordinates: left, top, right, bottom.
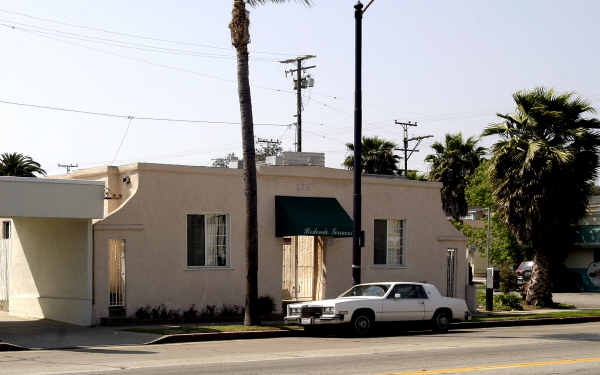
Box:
257, 296, 275, 318
167, 309, 181, 321
135, 305, 151, 320
200, 304, 217, 321
499, 264, 519, 294
495, 293, 523, 311
183, 305, 199, 322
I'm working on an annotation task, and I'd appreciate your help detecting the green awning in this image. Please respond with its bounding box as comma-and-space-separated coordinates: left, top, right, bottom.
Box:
275, 195, 353, 237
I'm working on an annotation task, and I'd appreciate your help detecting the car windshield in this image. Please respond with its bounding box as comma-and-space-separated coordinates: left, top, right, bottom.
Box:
340, 284, 390, 297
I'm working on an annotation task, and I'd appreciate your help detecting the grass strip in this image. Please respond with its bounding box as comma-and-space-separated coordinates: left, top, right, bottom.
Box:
472, 309, 600, 322
123, 324, 302, 335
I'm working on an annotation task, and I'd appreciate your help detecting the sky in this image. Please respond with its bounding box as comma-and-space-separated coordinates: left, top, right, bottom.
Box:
0, 0, 599, 176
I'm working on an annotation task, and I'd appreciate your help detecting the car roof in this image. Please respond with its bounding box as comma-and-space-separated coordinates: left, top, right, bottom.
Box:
356, 281, 430, 286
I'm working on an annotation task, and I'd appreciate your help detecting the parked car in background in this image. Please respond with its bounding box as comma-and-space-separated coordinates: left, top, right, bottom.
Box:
284, 282, 470, 335
516, 261, 533, 284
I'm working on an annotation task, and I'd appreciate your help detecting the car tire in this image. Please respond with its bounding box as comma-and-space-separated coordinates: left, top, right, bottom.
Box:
351, 312, 373, 336
432, 310, 451, 332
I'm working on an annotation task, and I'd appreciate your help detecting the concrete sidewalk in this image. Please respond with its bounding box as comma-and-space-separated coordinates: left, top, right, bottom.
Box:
0, 312, 160, 350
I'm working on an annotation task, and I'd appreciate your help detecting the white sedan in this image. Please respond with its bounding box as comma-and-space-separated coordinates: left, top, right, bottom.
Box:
284, 282, 471, 334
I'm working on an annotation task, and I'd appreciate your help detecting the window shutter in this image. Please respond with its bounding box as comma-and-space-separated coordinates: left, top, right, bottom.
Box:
374, 219, 387, 264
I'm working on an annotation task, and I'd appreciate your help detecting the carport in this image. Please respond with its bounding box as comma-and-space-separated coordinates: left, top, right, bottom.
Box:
0, 176, 104, 326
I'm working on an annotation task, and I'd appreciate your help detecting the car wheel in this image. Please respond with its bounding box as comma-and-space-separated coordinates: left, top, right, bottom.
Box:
432, 310, 451, 332
351, 312, 373, 336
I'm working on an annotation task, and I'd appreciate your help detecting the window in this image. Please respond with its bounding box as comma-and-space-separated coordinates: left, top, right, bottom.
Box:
340, 284, 390, 297
594, 249, 600, 263
388, 284, 427, 299
2, 221, 10, 240
374, 219, 405, 265
187, 214, 228, 267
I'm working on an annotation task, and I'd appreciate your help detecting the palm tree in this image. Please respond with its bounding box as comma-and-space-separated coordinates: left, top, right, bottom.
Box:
229, 0, 311, 325
343, 136, 400, 175
483, 88, 600, 307
425, 134, 486, 221
0, 152, 46, 177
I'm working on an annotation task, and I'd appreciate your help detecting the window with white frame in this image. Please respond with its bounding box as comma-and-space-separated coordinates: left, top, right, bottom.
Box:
187, 214, 229, 267
374, 219, 405, 265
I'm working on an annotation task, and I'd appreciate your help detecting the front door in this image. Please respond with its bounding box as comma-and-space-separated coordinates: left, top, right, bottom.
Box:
108, 239, 126, 316
380, 284, 426, 321
282, 236, 326, 301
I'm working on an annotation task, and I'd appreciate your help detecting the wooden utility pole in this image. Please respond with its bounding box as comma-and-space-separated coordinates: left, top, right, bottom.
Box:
394, 121, 433, 177
280, 55, 316, 152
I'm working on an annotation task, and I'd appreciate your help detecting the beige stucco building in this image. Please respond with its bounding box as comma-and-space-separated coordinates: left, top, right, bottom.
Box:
1, 163, 469, 325
0, 177, 104, 325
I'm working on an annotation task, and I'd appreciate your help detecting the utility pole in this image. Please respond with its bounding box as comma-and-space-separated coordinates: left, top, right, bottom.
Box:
58, 163, 78, 174
280, 55, 316, 152
394, 121, 433, 177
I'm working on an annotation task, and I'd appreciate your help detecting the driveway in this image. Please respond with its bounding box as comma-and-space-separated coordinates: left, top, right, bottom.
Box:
553, 293, 600, 308
0, 312, 160, 350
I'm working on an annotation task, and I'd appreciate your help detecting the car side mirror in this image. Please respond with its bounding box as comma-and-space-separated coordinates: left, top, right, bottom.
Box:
394, 293, 401, 299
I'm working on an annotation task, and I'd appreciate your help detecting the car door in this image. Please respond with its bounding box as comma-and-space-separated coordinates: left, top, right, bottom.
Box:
380, 284, 426, 321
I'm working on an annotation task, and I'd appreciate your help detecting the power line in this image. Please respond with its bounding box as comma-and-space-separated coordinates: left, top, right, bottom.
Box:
112, 116, 134, 164
0, 8, 295, 57
0, 19, 277, 61
0, 99, 290, 127
1, 23, 297, 95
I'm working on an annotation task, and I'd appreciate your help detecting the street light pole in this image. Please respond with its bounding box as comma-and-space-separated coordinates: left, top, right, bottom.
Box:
352, 1, 363, 286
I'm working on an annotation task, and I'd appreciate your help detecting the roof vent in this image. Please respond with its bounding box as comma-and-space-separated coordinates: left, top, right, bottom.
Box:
266, 152, 325, 167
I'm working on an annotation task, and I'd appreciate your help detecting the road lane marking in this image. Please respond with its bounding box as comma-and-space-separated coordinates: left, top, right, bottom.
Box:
382, 357, 600, 374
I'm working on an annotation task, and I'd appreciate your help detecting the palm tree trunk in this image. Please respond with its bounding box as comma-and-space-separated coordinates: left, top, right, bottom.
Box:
525, 250, 553, 307
231, 0, 259, 326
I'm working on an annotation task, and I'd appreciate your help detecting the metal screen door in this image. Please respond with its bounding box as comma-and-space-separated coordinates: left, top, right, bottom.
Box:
109, 239, 126, 307
0, 221, 10, 311
446, 248, 456, 297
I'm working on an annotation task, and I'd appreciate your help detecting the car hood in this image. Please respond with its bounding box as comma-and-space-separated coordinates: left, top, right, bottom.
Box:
289, 297, 381, 307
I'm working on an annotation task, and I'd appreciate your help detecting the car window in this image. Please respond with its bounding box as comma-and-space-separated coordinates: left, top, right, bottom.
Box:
389, 284, 428, 299
341, 284, 390, 297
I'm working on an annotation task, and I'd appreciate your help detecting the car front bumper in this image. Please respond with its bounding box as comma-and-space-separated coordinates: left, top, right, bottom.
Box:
284, 315, 346, 325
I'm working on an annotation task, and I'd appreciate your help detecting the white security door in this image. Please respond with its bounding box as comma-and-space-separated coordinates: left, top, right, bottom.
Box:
447, 249, 457, 297
109, 239, 126, 307
0, 221, 10, 311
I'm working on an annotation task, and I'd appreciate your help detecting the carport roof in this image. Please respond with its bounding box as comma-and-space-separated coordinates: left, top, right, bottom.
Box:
0, 176, 104, 219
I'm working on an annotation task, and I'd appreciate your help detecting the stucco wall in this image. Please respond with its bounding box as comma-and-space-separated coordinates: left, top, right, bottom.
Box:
9, 218, 92, 325
86, 163, 466, 323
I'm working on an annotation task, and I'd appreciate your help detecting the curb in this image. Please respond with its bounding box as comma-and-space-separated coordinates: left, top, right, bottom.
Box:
146, 329, 301, 345
0, 342, 29, 351
454, 315, 600, 329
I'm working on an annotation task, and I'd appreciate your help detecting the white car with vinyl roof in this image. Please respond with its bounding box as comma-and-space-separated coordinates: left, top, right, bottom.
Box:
285, 282, 470, 334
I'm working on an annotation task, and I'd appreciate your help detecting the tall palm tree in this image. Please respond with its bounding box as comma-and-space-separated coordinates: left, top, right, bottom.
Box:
425, 134, 486, 221
483, 88, 600, 307
344, 136, 400, 175
229, 0, 311, 326
0, 152, 46, 177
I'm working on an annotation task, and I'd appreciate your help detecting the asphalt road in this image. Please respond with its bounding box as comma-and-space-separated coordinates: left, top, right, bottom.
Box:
2, 322, 600, 374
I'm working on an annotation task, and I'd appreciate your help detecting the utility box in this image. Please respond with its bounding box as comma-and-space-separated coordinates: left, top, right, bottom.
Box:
486, 267, 500, 290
